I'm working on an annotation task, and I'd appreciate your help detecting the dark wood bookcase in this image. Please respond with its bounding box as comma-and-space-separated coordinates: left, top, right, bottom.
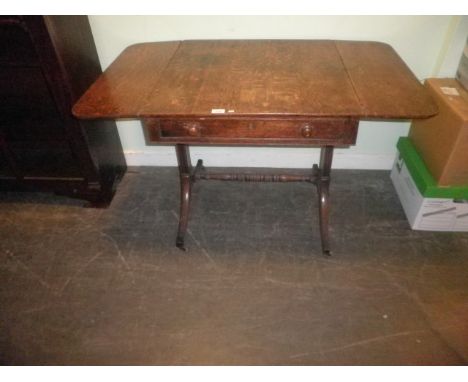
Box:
0, 15, 126, 206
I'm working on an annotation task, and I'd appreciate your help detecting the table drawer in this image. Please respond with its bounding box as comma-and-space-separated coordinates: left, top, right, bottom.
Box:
144, 118, 358, 145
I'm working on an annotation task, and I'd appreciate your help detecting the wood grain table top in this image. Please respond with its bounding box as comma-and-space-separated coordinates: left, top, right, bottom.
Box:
72, 40, 438, 120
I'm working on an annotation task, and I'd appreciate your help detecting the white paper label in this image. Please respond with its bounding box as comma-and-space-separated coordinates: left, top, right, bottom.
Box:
211, 108, 225, 114
440, 87, 460, 96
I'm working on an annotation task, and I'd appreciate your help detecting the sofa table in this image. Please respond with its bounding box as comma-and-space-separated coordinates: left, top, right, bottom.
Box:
73, 40, 437, 254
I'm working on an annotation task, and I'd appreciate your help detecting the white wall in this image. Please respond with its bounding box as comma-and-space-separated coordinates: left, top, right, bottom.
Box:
88, 15, 468, 169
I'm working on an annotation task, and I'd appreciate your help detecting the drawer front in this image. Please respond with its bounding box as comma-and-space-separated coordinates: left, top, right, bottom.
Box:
144, 118, 358, 146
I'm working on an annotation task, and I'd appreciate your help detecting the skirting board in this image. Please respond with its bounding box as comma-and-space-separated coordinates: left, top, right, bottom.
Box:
123, 147, 396, 170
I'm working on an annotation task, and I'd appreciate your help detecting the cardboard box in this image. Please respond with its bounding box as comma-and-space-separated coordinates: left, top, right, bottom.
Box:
408, 78, 468, 186
456, 38, 468, 91
391, 137, 468, 231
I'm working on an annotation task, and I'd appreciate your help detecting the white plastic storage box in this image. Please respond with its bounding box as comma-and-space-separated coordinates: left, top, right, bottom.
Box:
391, 137, 468, 231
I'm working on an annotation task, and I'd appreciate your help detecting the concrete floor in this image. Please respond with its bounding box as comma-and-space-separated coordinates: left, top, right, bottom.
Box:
0, 167, 467, 365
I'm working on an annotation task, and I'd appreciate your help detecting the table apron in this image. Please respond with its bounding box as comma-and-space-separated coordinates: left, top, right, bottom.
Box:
143, 117, 358, 146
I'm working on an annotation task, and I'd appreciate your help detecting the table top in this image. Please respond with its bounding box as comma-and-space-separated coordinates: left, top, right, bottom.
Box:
73, 40, 438, 120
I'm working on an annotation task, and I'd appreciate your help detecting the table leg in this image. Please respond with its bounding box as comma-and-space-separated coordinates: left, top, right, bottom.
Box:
317, 146, 334, 255
175, 144, 193, 250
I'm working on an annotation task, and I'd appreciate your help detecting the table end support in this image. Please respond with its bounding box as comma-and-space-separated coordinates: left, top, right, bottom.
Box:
317, 146, 334, 256
174, 144, 335, 256
175, 144, 193, 251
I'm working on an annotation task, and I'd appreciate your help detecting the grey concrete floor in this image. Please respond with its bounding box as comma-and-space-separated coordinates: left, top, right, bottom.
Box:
0, 167, 468, 365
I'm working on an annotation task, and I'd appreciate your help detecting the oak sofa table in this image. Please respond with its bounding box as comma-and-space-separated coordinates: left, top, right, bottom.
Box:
73, 40, 437, 254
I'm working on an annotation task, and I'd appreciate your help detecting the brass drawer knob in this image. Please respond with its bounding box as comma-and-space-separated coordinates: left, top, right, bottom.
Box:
186, 123, 201, 136
301, 124, 314, 138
